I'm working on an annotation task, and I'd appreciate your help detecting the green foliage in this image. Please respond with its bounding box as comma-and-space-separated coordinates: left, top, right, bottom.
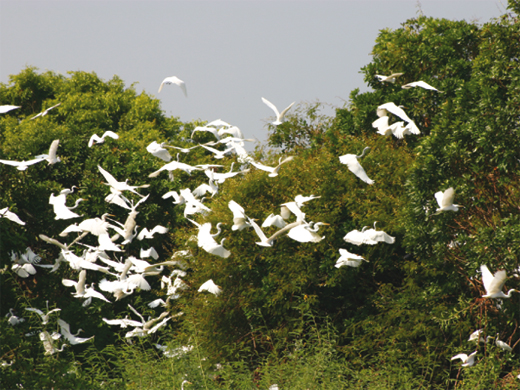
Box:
3, 4, 520, 388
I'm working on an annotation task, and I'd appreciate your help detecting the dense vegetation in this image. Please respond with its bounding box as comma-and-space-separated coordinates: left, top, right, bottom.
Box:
2, 2, 520, 389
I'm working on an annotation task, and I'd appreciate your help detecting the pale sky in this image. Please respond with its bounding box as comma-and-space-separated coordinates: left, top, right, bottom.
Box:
0, 0, 506, 146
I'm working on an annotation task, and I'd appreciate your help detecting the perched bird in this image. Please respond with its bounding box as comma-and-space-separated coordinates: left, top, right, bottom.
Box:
451, 351, 478, 367
158, 76, 187, 97
481, 264, 518, 299
6, 308, 25, 326
375, 73, 403, 83
261, 97, 295, 125
30, 103, 61, 120
487, 333, 513, 352
339, 147, 374, 185
88, 131, 119, 147
198, 279, 221, 296
434, 187, 460, 214
402, 81, 442, 92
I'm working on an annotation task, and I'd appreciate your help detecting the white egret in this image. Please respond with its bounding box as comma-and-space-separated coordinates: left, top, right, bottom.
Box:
402, 81, 442, 92
251, 156, 294, 177
375, 73, 403, 83
98, 165, 150, 197
158, 76, 187, 97
468, 329, 485, 343
294, 194, 321, 208
200, 143, 234, 159
0, 207, 26, 225
261, 97, 295, 125
198, 279, 222, 296
344, 223, 394, 245
39, 331, 67, 355
228, 200, 251, 231
451, 351, 477, 367
103, 316, 143, 328
88, 131, 119, 147
148, 299, 167, 308
146, 141, 172, 162
377, 102, 420, 135
0, 105, 20, 114
6, 309, 25, 326
262, 214, 287, 229
25, 302, 61, 325
0, 157, 45, 171
193, 179, 219, 198
30, 103, 61, 120
372, 116, 393, 136
140, 247, 159, 260
481, 264, 518, 298
205, 163, 249, 184
35, 139, 61, 165
191, 125, 220, 141
62, 270, 87, 296
219, 125, 244, 139
487, 334, 513, 352
335, 249, 368, 268
58, 319, 94, 344
287, 222, 329, 243
434, 188, 460, 214
137, 225, 169, 240
339, 147, 374, 185
49, 189, 84, 220
148, 156, 200, 179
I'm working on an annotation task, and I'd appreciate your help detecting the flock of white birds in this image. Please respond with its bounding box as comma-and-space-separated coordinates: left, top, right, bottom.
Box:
1, 73, 518, 374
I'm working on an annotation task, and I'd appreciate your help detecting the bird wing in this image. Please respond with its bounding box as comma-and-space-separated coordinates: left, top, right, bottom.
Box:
97, 165, 119, 188
440, 187, 456, 208
378, 102, 413, 123
487, 269, 507, 295
48, 139, 60, 160
261, 97, 280, 117
228, 200, 246, 219
279, 102, 295, 119
250, 160, 275, 173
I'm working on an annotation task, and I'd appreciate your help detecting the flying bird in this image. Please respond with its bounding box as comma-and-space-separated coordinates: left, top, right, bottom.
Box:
335, 249, 368, 268
451, 351, 478, 367
198, 279, 221, 296
434, 187, 460, 214
158, 76, 187, 97
261, 97, 295, 125
375, 73, 403, 83
88, 131, 119, 147
30, 103, 61, 120
0, 207, 26, 225
250, 156, 294, 177
339, 147, 374, 185
0, 157, 46, 171
481, 264, 518, 299
402, 81, 442, 92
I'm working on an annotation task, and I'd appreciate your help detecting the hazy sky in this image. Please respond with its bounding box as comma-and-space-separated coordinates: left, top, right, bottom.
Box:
0, 0, 506, 146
